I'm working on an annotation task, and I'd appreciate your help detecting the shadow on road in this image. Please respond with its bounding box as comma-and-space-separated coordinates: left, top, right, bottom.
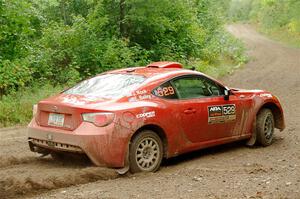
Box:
162, 135, 284, 168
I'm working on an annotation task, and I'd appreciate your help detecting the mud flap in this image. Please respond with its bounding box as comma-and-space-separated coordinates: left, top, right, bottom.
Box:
246, 120, 257, 146
115, 165, 129, 175
115, 144, 130, 175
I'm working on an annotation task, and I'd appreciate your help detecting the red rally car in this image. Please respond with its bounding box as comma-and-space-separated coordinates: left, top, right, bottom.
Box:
27, 61, 285, 173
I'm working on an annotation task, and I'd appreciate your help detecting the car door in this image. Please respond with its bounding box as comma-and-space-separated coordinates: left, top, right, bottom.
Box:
170, 75, 244, 143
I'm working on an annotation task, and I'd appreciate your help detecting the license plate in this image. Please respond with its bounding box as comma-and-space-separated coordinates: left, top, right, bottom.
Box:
48, 113, 64, 127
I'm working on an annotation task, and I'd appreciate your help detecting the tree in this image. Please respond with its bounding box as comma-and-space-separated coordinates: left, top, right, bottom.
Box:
120, 0, 126, 37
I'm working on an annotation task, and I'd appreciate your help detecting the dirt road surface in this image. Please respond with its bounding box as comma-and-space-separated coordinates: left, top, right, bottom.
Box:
1, 24, 299, 199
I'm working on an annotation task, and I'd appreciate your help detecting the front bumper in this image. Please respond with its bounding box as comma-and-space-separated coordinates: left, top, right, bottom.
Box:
27, 119, 131, 168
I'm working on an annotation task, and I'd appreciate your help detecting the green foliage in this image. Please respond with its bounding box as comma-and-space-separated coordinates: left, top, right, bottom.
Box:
228, 0, 253, 22
0, 0, 40, 95
0, 60, 32, 95
254, 0, 300, 36
200, 30, 247, 66
0, 84, 62, 127
31, 0, 94, 25
0, 0, 247, 126
124, 0, 205, 61
28, 16, 138, 83
0, 0, 40, 60
226, 0, 300, 47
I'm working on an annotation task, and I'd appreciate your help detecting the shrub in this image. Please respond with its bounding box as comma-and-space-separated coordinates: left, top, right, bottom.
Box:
0, 84, 63, 127
0, 60, 32, 95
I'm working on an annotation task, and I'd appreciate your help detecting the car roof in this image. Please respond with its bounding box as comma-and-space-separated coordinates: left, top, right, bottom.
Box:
108, 66, 193, 77
103, 61, 226, 87
105, 61, 193, 78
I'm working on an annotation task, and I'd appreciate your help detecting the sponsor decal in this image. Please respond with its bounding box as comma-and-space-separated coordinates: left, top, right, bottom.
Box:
208, 104, 236, 124
208, 106, 222, 117
128, 90, 153, 102
62, 96, 86, 105
137, 94, 152, 100
259, 93, 272, 98
136, 111, 156, 119
135, 90, 147, 95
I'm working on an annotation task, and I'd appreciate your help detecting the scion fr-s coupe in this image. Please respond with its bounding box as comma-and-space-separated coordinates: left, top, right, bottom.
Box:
27, 61, 285, 174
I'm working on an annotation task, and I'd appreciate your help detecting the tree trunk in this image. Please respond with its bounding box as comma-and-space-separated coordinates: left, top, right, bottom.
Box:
60, 0, 68, 25
120, 0, 126, 37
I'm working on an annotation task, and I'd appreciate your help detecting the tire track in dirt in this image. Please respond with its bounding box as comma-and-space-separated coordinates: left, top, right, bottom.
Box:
0, 128, 119, 199
0, 165, 118, 199
0, 127, 35, 168
0, 156, 36, 168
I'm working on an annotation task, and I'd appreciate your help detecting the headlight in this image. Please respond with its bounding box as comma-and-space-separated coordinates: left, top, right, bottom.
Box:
82, 112, 115, 127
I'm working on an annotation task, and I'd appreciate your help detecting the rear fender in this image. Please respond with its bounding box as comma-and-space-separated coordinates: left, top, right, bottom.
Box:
131, 123, 169, 158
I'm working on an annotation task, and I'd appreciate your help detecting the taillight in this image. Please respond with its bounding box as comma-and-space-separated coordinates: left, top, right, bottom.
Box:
82, 112, 115, 127
33, 104, 38, 117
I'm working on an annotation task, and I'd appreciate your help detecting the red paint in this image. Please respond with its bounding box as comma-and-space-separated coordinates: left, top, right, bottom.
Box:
146, 61, 183, 69
27, 61, 285, 168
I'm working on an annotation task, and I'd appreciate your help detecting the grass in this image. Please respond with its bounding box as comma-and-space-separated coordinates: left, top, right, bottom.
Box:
188, 54, 248, 79
252, 24, 300, 48
265, 29, 300, 48
197, 58, 244, 78
0, 84, 63, 128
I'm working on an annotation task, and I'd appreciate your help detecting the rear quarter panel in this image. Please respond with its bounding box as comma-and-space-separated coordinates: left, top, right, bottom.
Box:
111, 98, 184, 158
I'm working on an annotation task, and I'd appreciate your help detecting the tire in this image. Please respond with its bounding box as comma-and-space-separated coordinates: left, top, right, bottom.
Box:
256, 109, 275, 146
129, 130, 163, 173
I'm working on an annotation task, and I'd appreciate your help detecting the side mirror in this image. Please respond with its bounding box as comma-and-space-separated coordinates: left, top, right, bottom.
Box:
224, 89, 230, 100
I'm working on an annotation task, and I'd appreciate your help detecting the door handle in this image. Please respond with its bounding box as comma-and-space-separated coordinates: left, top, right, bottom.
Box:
184, 108, 196, 114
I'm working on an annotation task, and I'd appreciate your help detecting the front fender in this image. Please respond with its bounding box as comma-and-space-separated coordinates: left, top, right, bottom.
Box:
252, 94, 285, 131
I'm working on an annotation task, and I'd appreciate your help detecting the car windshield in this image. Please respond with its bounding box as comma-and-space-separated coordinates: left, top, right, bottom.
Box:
64, 73, 146, 99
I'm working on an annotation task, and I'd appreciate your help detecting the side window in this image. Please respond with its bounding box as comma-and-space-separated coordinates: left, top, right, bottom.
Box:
171, 76, 224, 99
202, 78, 225, 96
152, 81, 178, 99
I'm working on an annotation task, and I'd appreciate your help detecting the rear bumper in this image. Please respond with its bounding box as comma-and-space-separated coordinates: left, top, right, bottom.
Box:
27, 119, 131, 168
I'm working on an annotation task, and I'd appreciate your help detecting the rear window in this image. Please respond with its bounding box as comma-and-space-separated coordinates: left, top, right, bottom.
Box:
64, 74, 146, 99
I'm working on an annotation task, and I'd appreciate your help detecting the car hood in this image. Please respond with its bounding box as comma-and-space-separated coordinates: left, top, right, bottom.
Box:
230, 87, 265, 94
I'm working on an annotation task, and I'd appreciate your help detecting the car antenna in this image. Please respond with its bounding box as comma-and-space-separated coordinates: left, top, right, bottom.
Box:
189, 66, 196, 71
